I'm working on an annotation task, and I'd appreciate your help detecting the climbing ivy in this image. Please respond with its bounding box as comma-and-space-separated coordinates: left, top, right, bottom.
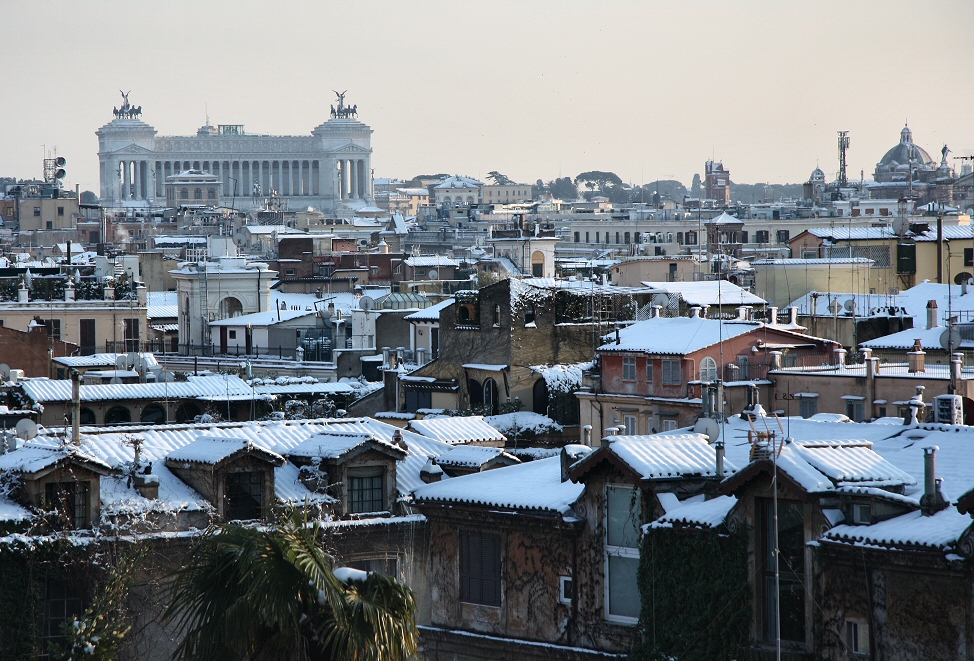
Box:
633, 525, 751, 661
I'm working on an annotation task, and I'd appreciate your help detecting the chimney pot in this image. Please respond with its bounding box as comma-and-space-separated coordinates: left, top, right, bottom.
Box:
582, 424, 592, 446
715, 440, 725, 478
769, 307, 778, 325
921, 446, 948, 515
927, 300, 939, 330
789, 306, 799, 326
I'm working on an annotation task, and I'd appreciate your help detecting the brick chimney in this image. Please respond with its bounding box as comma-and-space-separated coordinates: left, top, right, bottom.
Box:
908, 338, 926, 373
927, 300, 939, 330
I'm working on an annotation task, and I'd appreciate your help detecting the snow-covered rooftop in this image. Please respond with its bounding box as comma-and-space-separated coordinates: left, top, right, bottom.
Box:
407, 416, 506, 445
433, 445, 518, 469
166, 436, 285, 466
404, 297, 454, 322
21, 374, 262, 404
598, 316, 761, 355
413, 456, 583, 516
640, 280, 767, 307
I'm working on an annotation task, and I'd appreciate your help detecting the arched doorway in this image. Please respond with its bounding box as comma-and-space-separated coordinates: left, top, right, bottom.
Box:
531, 251, 545, 277
175, 402, 202, 423
483, 378, 499, 415
104, 406, 131, 425
140, 403, 167, 425
218, 297, 244, 319
532, 379, 549, 415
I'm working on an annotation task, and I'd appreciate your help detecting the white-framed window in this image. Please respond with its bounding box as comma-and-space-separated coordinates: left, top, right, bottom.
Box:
852, 504, 871, 525
661, 359, 681, 385
646, 360, 654, 382
622, 356, 637, 381
559, 575, 573, 604
844, 397, 865, 422
846, 619, 870, 657
605, 484, 641, 623
700, 357, 718, 382
662, 419, 677, 431
623, 415, 638, 435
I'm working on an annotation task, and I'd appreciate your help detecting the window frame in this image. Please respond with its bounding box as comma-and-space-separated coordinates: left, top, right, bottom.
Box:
604, 484, 641, 624
661, 359, 682, 386
349, 471, 386, 514
623, 414, 638, 435
622, 356, 637, 381
224, 470, 263, 521
700, 356, 718, 382
459, 531, 502, 607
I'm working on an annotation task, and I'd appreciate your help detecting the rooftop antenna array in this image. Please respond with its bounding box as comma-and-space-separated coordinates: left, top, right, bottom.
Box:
837, 131, 850, 188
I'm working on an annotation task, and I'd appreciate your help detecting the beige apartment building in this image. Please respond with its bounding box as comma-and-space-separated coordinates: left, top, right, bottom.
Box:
0, 289, 148, 355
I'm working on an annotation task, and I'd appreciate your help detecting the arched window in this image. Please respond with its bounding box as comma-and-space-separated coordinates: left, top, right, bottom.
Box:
468, 378, 482, 406
207, 188, 217, 199
80, 408, 96, 425
194, 188, 203, 199
532, 378, 549, 415
140, 403, 167, 425
175, 402, 202, 423
180, 188, 189, 199
700, 357, 718, 383
483, 378, 498, 415
531, 250, 545, 277
442, 196, 452, 205
218, 297, 244, 319
467, 196, 474, 204
104, 406, 132, 425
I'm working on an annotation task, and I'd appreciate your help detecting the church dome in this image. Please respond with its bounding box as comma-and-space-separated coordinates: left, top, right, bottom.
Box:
878, 124, 934, 168
810, 167, 825, 182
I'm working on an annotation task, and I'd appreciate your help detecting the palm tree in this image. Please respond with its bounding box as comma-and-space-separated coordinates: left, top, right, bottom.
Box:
163, 510, 418, 661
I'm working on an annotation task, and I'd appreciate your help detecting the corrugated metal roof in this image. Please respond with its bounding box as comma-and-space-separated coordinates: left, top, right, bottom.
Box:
603, 434, 738, 480
413, 456, 582, 515
21, 374, 260, 403
793, 441, 916, 487
408, 416, 505, 444
434, 445, 517, 468
166, 436, 285, 466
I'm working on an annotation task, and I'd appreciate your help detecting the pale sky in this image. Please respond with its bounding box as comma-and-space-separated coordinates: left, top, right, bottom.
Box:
3, 0, 971, 193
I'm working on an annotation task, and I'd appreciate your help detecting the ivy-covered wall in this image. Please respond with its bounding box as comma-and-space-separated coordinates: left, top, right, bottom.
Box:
634, 525, 750, 661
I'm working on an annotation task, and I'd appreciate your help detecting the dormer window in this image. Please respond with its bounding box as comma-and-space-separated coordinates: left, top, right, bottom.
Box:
349, 471, 384, 513
226, 471, 264, 520
45, 480, 90, 529
852, 503, 871, 525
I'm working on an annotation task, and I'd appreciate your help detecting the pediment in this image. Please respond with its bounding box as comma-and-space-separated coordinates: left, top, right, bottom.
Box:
110, 143, 155, 155
331, 143, 370, 154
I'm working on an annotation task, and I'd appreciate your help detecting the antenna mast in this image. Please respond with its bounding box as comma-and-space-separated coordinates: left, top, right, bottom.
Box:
837, 131, 850, 188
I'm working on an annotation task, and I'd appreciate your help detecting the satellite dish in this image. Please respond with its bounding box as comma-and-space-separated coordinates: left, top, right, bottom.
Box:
428, 269, 439, 280
843, 299, 856, 313
892, 217, 910, 236
0, 364, 10, 381
110, 376, 123, 384
55, 157, 66, 167
359, 296, 375, 311
126, 352, 139, 369
693, 417, 720, 442
954, 272, 974, 285
115, 356, 128, 370
940, 329, 962, 353
232, 231, 247, 247
15, 419, 37, 440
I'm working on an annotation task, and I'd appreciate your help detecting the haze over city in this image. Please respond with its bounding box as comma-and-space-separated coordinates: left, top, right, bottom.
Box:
3, 0, 971, 191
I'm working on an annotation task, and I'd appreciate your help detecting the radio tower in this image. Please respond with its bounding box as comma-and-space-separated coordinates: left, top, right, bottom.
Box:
837, 131, 850, 188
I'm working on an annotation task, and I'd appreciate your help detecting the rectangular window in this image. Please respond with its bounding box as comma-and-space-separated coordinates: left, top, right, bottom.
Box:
123, 318, 140, 351
57, 206, 65, 216
760, 499, 806, 643
740, 230, 748, 244
460, 532, 501, 606
662, 419, 677, 431
228, 330, 237, 339
45, 481, 89, 529
79, 319, 95, 355
42, 580, 84, 660
777, 229, 790, 244
622, 356, 637, 381
661, 359, 681, 385
623, 415, 638, 435
43, 319, 62, 341
585, 231, 590, 242
559, 576, 573, 604
846, 620, 869, 655
799, 397, 818, 419
34, 206, 41, 216
349, 473, 385, 513
285, 268, 296, 276
348, 556, 399, 578
225, 471, 263, 520
965, 248, 973, 267
646, 361, 654, 382
606, 485, 640, 621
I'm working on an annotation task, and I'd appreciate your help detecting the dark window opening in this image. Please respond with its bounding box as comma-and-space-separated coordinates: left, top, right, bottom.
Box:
45, 481, 89, 529
760, 499, 806, 643
225, 471, 263, 520
349, 474, 385, 513
41, 580, 84, 660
